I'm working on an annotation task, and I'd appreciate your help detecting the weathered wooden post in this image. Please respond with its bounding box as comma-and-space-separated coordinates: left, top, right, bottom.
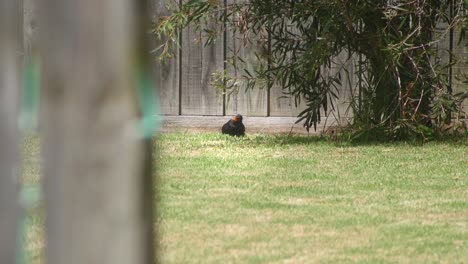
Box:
38, 0, 155, 263
0, 0, 22, 263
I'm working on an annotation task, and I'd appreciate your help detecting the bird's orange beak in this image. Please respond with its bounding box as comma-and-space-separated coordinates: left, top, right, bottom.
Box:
232, 116, 239, 122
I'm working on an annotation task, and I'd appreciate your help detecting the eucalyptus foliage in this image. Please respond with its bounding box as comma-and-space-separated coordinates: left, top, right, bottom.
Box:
153, 0, 467, 138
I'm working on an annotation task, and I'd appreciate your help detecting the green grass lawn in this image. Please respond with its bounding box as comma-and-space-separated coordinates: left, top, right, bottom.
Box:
156, 133, 468, 263
23, 133, 468, 263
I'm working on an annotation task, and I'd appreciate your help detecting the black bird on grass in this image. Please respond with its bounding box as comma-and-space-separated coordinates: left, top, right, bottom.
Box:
222, 114, 245, 136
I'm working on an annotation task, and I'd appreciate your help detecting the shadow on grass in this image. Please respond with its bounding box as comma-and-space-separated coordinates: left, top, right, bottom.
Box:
245, 134, 328, 146
341, 133, 468, 147
158, 131, 468, 149
245, 133, 468, 148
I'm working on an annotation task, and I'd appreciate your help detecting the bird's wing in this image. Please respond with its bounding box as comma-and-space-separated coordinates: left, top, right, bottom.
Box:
222, 120, 233, 133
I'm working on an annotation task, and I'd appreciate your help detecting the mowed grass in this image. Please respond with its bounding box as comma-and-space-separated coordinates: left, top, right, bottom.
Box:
21, 136, 44, 264
22, 133, 468, 263
156, 133, 468, 263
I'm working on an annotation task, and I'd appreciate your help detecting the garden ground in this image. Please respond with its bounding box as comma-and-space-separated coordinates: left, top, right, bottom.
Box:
24, 133, 468, 263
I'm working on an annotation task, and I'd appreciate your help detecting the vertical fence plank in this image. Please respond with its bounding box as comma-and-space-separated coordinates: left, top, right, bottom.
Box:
0, 0, 21, 263
330, 51, 355, 125
181, 1, 224, 116
38, 0, 154, 263
269, 80, 306, 117
270, 50, 355, 124
225, 0, 267, 117
269, 23, 307, 117
453, 26, 468, 113
152, 0, 180, 115
434, 10, 451, 79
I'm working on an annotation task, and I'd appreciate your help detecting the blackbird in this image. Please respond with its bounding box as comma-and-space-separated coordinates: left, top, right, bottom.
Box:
222, 114, 245, 136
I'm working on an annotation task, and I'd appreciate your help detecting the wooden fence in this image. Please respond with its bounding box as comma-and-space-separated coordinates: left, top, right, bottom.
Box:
152, 1, 467, 120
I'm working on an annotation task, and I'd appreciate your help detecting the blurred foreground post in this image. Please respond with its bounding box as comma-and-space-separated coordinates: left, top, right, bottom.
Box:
0, 0, 22, 263
38, 0, 154, 264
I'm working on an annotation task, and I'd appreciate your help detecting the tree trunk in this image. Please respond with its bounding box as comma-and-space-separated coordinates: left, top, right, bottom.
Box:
38, 0, 154, 263
0, 0, 22, 263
